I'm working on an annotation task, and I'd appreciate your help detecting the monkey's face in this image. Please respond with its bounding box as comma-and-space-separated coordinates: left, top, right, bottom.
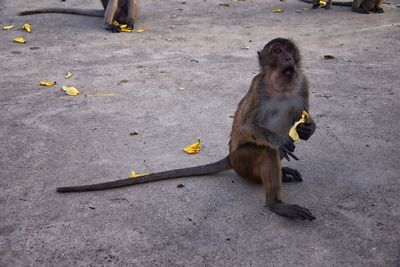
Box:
258, 39, 301, 82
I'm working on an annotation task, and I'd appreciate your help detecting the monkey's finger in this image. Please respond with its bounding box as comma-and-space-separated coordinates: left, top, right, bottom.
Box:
280, 149, 291, 161
297, 126, 312, 134
287, 151, 299, 161
293, 205, 315, 221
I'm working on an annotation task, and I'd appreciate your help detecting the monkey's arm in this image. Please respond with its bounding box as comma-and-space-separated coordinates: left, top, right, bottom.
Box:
239, 121, 298, 161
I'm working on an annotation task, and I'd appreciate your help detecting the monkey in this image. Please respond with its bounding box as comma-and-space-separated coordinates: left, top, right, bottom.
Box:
57, 38, 316, 221
299, 0, 383, 13
19, 0, 139, 32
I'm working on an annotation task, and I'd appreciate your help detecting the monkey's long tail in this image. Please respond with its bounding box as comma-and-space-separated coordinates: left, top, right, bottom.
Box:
298, 0, 352, 6
56, 156, 232, 193
19, 8, 104, 17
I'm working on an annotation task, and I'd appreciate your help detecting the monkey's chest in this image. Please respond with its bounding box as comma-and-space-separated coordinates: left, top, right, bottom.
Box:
256, 98, 303, 135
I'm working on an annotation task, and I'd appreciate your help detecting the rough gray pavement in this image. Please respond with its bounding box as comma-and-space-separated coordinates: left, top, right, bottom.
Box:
1, 0, 399, 266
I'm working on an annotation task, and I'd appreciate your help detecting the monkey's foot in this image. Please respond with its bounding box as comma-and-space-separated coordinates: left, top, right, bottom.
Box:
312, 4, 320, 9
282, 167, 302, 182
372, 7, 384, 13
269, 202, 315, 221
352, 7, 370, 13
105, 24, 121, 33
127, 21, 135, 29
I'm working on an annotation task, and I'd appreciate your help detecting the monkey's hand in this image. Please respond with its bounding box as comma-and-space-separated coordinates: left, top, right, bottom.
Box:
297, 121, 315, 140
278, 136, 298, 161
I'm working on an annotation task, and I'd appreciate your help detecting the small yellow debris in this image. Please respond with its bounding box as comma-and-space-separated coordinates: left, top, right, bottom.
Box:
136, 28, 146, 33
319, 0, 327, 5
273, 7, 284, 13
129, 170, 149, 179
289, 111, 309, 142
3, 25, 14, 30
13, 37, 26, 43
65, 72, 72, 79
171, 14, 177, 18
40, 81, 56, 86
170, 25, 176, 29
183, 139, 201, 154
22, 23, 31, 33
62, 85, 80, 96
93, 93, 116, 97
178, 86, 185, 91
303, 7, 311, 10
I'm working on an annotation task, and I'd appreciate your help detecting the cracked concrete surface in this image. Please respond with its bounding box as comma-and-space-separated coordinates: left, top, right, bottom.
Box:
0, 0, 399, 266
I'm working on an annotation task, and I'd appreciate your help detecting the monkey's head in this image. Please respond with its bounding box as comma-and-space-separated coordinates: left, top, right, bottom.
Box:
258, 38, 301, 82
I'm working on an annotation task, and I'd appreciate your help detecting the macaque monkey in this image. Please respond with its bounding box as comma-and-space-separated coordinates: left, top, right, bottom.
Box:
19, 0, 139, 32
299, 0, 383, 13
57, 38, 317, 221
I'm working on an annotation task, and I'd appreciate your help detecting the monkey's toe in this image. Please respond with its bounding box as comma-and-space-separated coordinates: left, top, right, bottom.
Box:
127, 21, 135, 29
105, 24, 121, 33
372, 7, 384, 13
282, 167, 302, 182
269, 203, 315, 221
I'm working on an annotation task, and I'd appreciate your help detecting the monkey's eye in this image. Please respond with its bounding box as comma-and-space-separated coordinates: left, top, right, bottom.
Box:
274, 48, 282, 54
286, 46, 292, 53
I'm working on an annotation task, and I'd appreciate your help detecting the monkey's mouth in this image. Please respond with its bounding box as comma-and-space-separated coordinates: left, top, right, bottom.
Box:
282, 66, 295, 77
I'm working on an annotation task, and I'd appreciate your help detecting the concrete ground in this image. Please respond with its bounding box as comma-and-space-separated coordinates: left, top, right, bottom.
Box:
1, 0, 399, 266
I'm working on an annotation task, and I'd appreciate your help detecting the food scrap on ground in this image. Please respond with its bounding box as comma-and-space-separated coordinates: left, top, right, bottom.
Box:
62, 85, 80, 96
183, 139, 201, 154
39, 81, 56, 86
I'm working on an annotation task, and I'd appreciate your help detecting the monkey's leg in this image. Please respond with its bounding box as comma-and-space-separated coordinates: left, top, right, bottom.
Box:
104, 0, 121, 32
371, 1, 384, 13
352, 7, 370, 13
312, 0, 321, 8
127, 0, 138, 29
260, 148, 315, 221
281, 167, 302, 183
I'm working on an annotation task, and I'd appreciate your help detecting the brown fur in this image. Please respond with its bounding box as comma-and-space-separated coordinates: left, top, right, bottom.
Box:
19, 0, 139, 32
56, 38, 316, 221
229, 38, 315, 220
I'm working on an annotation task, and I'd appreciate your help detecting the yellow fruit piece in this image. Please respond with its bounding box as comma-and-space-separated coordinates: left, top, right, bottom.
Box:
65, 72, 72, 79
3, 25, 14, 30
119, 24, 128, 29
319, 0, 327, 5
22, 23, 31, 33
113, 21, 120, 26
13, 37, 26, 43
120, 28, 133, 32
39, 81, 56, 86
183, 139, 201, 154
129, 170, 149, 179
136, 28, 146, 33
273, 7, 284, 13
62, 86, 80, 96
289, 111, 309, 142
